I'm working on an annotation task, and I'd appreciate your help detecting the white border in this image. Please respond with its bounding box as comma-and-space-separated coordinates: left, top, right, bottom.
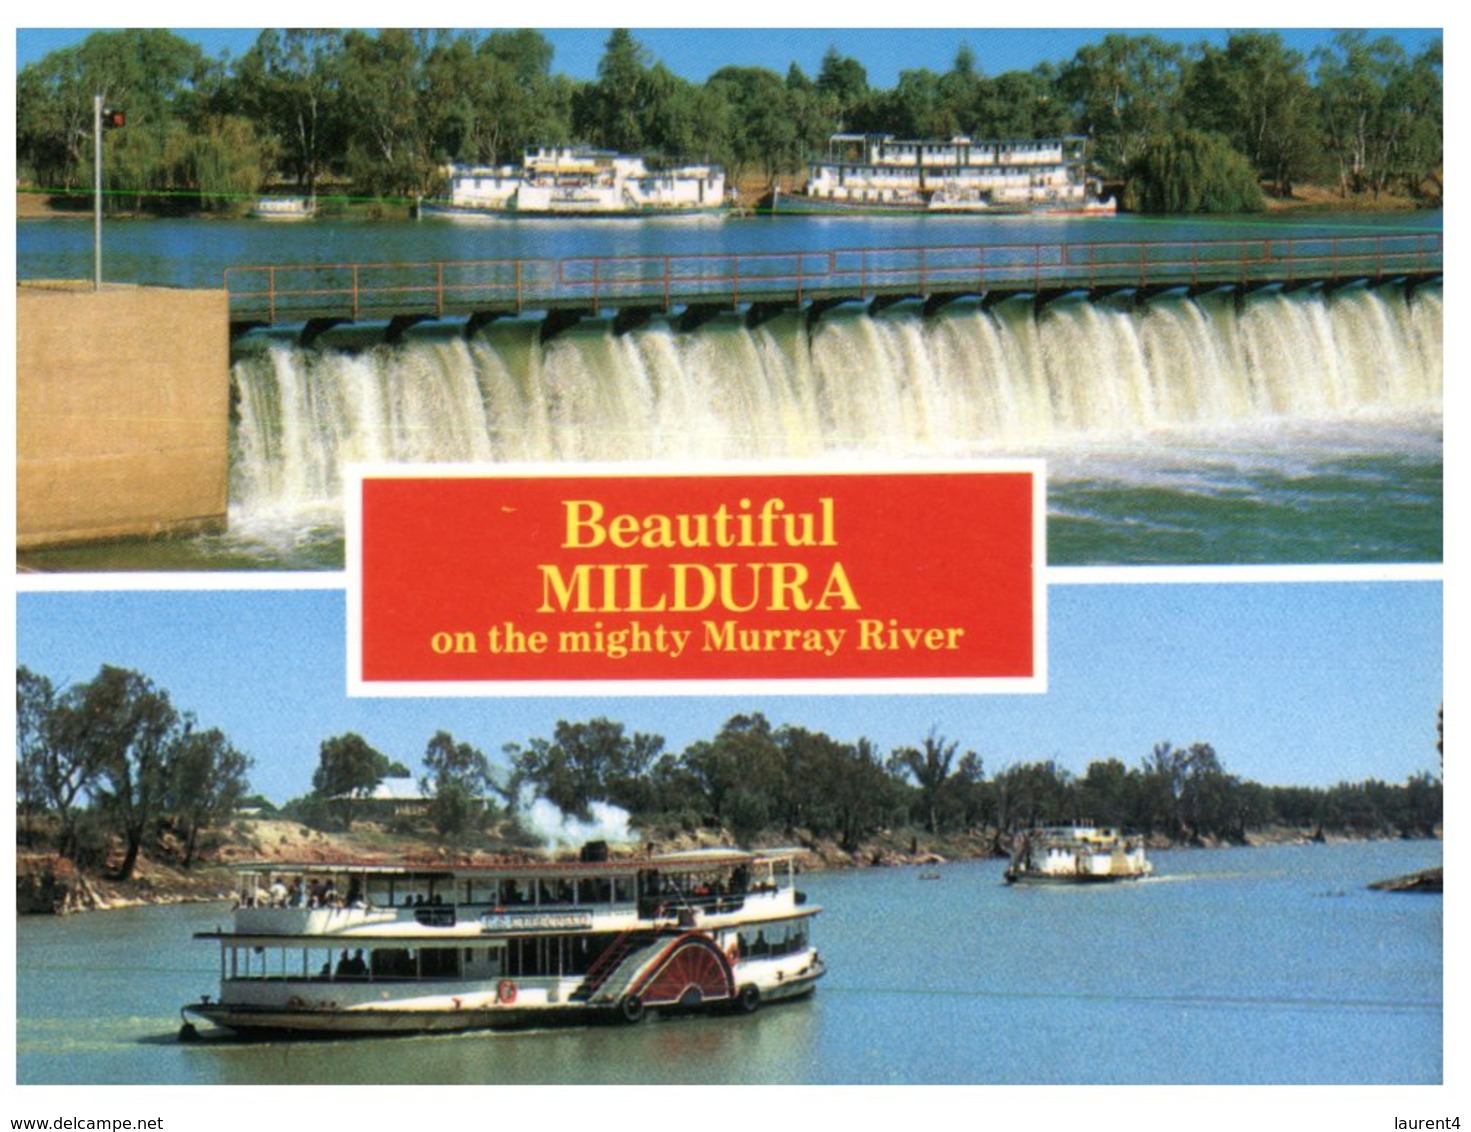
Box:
345, 458, 1049, 697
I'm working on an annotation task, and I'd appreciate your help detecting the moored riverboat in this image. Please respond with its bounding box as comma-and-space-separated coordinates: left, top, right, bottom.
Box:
769, 133, 1115, 216
1005, 826, 1152, 884
180, 846, 823, 1038
250, 196, 317, 221
417, 147, 729, 219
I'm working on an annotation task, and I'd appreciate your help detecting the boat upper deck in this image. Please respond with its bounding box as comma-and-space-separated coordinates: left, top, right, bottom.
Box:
211, 848, 812, 943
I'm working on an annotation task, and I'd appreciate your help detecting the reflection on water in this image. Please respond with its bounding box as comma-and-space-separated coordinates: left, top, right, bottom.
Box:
17, 841, 1441, 1085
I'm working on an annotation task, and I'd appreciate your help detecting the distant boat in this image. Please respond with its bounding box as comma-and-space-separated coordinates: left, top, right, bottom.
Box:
768, 133, 1116, 216
251, 196, 317, 221
417, 147, 729, 220
1005, 826, 1152, 884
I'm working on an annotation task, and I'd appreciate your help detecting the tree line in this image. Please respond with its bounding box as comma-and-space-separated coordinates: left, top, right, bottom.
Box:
16, 28, 1442, 214
16, 665, 252, 877
16, 664, 1441, 872
495, 715, 1442, 849
299, 712, 1443, 849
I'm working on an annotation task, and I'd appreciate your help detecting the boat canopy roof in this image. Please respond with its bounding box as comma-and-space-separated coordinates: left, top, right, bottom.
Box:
826, 132, 1087, 147
230, 848, 799, 880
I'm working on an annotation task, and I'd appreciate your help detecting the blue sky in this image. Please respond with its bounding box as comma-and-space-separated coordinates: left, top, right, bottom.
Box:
15, 28, 1442, 87
16, 579, 1443, 803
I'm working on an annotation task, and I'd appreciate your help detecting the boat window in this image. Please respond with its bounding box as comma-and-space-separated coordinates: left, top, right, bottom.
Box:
538, 878, 575, 906
420, 948, 461, 979
371, 948, 416, 978
468, 879, 497, 905
365, 877, 396, 907
737, 920, 811, 959
498, 878, 530, 906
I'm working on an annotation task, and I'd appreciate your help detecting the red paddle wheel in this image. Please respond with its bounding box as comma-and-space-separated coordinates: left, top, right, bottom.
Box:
632, 934, 736, 1008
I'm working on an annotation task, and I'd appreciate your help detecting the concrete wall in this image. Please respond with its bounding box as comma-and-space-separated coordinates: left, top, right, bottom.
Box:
17, 283, 230, 550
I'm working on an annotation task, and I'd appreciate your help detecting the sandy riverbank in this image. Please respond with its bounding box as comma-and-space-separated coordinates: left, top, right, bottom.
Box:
16, 817, 1440, 915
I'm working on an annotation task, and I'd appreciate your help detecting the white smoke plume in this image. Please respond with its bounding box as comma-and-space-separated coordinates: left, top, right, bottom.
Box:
516, 789, 640, 851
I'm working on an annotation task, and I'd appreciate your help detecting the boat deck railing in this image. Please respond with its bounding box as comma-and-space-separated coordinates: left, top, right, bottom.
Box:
223, 232, 1443, 329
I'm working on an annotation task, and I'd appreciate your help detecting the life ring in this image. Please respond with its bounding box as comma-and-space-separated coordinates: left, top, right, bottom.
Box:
737, 983, 761, 1013
498, 979, 517, 1005
287, 996, 305, 1009
619, 994, 645, 1024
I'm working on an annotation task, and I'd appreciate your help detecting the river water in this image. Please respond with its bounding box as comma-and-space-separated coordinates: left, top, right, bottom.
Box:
17, 210, 1442, 570
15, 840, 1441, 1086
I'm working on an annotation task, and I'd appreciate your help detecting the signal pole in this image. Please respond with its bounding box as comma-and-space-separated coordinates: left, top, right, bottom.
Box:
93, 94, 102, 290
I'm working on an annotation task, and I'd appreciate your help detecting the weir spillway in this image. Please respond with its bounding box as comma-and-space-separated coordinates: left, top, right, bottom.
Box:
229, 276, 1442, 527
225, 233, 1442, 345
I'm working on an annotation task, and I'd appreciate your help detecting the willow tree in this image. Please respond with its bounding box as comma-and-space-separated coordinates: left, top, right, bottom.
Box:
16, 29, 215, 198
1125, 129, 1264, 213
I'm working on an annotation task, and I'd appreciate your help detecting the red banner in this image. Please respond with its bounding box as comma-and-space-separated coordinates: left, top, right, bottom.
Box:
352, 466, 1041, 691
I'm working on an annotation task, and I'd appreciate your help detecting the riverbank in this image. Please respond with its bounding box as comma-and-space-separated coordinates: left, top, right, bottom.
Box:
18, 181, 1432, 222
16, 817, 1442, 915
15, 187, 412, 222
1369, 866, 1443, 892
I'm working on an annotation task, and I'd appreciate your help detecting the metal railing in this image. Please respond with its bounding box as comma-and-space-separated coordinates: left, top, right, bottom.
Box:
224, 232, 1443, 326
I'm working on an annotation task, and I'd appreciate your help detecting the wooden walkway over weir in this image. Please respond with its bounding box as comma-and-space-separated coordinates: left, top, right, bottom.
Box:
224, 232, 1443, 345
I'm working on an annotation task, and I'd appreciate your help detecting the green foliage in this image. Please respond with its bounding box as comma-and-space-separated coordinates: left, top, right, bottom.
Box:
169, 116, 267, 210
421, 730, 495, 839
66, 666, 179, 880
232, 29, 346, 195
423, 30, 570, 166
705, 67, 795, 178
1057, 33, 1186, 176
167, 724, 252, 865
1314, 32, 1442, 199
16, 664, 252, 875
1126, 130, 1264, 213
312, 732, 390, 829
14, 28, 1443, 213
887, 731, 970, 833
577, 29, 653, 152
1182, 32, 1317, 196
506, 717, 663, 820
16, 663, 1443, 862
279, 792, 334, 830
16, 29, 218, 205
816, 46, 869, 127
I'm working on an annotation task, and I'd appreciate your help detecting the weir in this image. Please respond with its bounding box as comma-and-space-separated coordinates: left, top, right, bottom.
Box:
229, 281, 1442, 528
224, 233, 1443, 346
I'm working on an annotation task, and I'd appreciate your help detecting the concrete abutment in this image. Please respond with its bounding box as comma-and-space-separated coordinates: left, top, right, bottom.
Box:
17, 282, 230, 550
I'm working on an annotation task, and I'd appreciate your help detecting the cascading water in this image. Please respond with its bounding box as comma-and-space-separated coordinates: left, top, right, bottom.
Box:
228, 281, 1441, 563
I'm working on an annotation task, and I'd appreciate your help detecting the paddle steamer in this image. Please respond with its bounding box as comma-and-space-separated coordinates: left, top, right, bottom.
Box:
181, 846, 822, 1037
771, 134, 1114, 215
417, 147, 728, 218
1005, 826, 1152, 884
